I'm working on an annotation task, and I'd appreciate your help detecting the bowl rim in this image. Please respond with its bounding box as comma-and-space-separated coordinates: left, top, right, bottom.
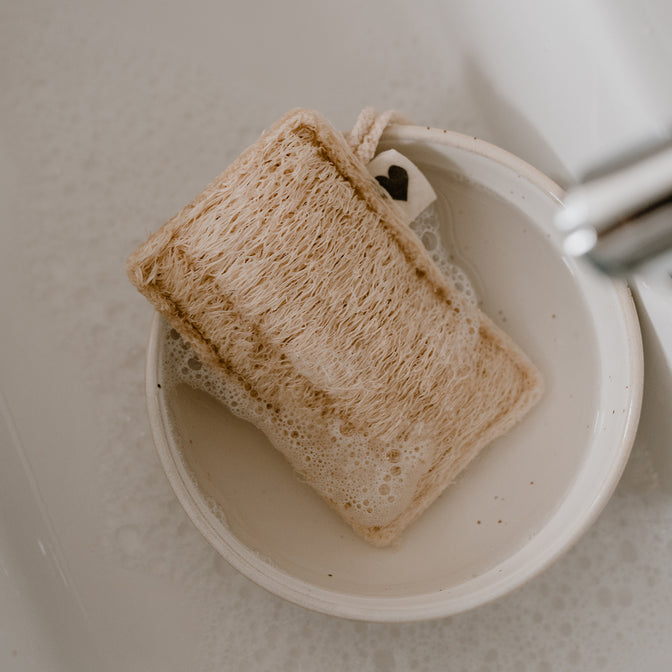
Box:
144, 125, 644, 622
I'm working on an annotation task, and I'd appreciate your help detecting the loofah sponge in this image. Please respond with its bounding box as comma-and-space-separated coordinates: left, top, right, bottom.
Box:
126, 108, 543, 547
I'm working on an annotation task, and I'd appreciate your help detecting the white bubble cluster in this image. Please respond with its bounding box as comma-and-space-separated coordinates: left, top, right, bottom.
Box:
409, 202, 477, 305
161, 325, 432, 528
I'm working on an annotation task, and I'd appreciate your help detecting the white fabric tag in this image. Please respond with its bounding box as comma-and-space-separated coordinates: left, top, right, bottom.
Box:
366, 149, 436, 223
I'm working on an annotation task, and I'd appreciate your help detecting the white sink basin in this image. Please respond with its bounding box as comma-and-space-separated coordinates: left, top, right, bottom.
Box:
1, 1, 670, 669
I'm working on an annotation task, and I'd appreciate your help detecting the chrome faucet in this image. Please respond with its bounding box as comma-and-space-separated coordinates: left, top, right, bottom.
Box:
556, 142, 672, 286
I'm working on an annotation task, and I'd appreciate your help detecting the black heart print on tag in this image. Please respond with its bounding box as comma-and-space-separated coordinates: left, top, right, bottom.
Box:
375, 165, 409, 201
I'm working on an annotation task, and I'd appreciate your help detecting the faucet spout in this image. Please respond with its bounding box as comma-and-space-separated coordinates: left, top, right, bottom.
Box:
556, 142, 672, 281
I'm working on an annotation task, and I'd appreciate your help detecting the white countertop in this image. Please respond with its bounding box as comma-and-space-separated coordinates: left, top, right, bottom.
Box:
1, 1, 671, 670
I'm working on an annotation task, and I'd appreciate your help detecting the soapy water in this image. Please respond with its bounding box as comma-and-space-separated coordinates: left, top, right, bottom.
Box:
159, 200, 478, 528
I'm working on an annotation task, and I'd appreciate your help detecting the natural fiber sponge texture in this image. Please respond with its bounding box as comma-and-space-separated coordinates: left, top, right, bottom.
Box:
126, 108, 543, 547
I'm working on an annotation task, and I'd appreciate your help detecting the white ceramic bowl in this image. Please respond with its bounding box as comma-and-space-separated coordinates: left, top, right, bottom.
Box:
144, 126, 643, 621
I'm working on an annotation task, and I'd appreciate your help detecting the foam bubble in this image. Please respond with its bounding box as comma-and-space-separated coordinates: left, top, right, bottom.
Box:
409, 202, 477, 306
